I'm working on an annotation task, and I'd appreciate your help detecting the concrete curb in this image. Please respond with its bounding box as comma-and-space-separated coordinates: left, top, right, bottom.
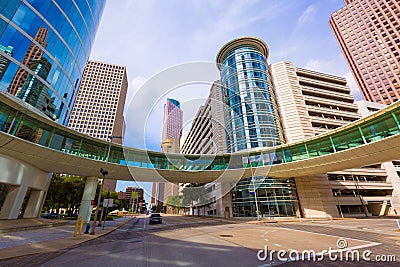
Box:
0, 220, 69, 234
0, 216, 135, 261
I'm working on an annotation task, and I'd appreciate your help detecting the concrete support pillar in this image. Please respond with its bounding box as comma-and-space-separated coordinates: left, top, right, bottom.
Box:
0, 154, 50, 220
295, 175, 340, 219
78, 177, 98, 223
0, 185, 28, 219
379, 201, 388, 216
24, 190, 45, 218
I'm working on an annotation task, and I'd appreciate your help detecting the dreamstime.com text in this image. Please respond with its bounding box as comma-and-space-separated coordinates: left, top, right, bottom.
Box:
257, 243, 396, 263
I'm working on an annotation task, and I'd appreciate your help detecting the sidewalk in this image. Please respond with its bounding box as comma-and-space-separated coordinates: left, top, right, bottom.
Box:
0, 216, 134, 260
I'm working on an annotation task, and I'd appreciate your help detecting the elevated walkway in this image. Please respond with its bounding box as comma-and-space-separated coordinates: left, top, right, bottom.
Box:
1, 91, 400, 183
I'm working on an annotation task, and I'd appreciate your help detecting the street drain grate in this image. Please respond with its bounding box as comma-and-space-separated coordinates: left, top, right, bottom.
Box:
220, 234, 233, 237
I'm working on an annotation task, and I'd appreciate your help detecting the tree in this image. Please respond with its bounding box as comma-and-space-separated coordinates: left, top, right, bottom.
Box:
43, 174, 86, 215
62, 176, 86, 216
166, 195, 183, 214
181, 184, 208, 216
43, 174, 63, 212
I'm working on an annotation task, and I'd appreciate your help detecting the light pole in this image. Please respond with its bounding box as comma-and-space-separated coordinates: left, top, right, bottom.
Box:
90, 135, 122, 235
250, 162, 261, 221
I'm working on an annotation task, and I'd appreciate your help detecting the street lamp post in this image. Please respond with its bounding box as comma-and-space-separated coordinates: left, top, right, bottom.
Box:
89, 135, 122, 235
250, 163, 261, 221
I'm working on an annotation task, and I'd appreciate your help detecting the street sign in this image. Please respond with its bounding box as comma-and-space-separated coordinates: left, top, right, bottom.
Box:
103, 198, 114, 207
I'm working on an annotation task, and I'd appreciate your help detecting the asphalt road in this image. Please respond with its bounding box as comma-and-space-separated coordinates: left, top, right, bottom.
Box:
1, 215, 260, 267
1, 216, 399, 266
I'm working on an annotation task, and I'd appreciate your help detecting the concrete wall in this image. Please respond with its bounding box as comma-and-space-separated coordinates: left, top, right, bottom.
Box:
295, 175, 340, 218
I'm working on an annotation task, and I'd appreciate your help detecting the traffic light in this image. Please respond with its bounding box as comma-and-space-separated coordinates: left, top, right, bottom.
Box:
100, 168, 108, 176
91, 200, 95, 205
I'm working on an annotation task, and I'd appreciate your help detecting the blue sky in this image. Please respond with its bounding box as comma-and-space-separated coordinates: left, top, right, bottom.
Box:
89, 0, 358, 199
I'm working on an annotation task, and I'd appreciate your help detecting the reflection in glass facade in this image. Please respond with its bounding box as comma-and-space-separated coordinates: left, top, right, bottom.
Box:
0, 0, 106, 124
217, 37, 298, 217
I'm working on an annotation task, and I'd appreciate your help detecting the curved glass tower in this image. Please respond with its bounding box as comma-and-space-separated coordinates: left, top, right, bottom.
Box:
217, 37, 299, 217
216, 37, 283, 152
0, 0, 106, 124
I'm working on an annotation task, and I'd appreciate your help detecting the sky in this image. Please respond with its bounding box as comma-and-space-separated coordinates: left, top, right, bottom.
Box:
89, 0, 360, 200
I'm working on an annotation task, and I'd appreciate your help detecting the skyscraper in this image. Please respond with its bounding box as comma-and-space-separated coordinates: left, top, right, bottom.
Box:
271, 61, 361, 142
0, 0, 106, 123
180, 81, 230, 217
68, 60, 128, 191
271, 61, 400, 217
216, 37, 284, 151
329, 0, 400, 104
181, 81, 227, 154
0, 0, 106, 220
216, 37, 299, 218
151, 98, 182, 211
162, 98, 183, 152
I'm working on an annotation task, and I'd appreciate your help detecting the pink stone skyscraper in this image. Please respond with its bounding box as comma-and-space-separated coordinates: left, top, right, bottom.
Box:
151, 98, 183, 211
162, 98, 183, 146
329, 0, 400, 104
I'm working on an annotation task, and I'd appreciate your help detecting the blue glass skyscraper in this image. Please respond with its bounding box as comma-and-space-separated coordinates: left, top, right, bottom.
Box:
217, 37, 283, 152
217, 37, 299, 217
0, 0, 106, 124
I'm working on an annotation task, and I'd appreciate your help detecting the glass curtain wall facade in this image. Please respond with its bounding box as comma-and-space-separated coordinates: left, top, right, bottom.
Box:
217, 39, 283, 152
0, 0, 106, 124
216, 37, 299, 217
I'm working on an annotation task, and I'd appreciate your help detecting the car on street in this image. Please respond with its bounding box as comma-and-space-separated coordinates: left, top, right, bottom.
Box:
149, 213, 162, 224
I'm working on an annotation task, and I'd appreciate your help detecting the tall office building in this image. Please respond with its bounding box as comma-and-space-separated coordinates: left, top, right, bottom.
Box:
271, 61, 399, 217
181, 81, 227, 154
271, 61, 361, 142
329, 0, 400, 104
68, 60, 128, 191
217, 37, 284, 151
0, 0, 106, 219
180, 81, 230, 217
216, 37, 299, 218
162, 98, 183, 152
151, 98, 183, 211
0, 0, 106, 124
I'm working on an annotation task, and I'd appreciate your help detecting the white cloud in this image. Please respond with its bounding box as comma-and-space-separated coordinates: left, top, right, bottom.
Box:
305, 58, 342, 75
297, 5, 317, 27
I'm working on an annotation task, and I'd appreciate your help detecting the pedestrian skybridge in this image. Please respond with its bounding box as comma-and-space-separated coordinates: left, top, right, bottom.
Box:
1, 91, 400, 183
